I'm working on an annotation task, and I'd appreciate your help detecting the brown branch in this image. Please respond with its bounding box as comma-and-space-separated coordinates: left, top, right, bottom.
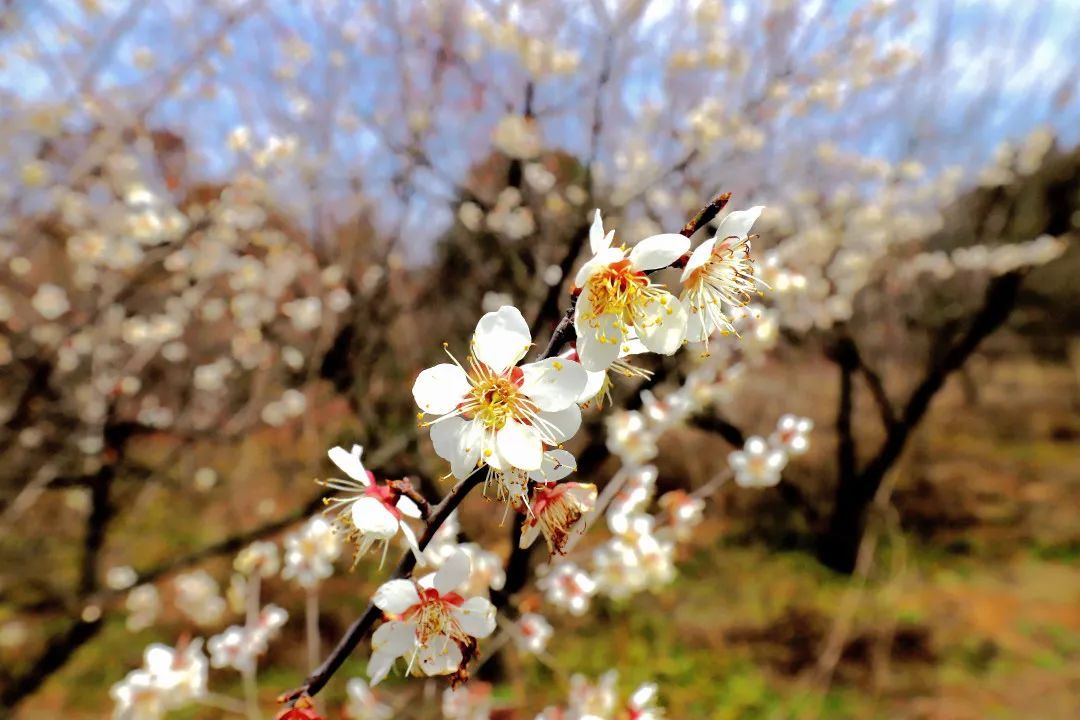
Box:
690, 413, 746, 447
679, 191, 732, 239
0, 618, 103, 708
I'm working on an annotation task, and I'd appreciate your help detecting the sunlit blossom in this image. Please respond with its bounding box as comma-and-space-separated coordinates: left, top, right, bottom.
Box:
367, 549, 496, 685
414, 306, 586, 494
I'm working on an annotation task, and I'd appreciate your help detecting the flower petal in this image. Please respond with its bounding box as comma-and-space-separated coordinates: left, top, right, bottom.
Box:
578, 368, 608, 403
680, 238, 716, 282
328, 444, 368, 483
395, 496, 422, 519
417, 635, 463, 676
519, 522, 540, 549
371, 619, 417, 657
536, 405, 581, 444
366, 650, 397, 686
520, 358, 588, 412
629, 233, 690, 271
472, 306, 531, 374
399, 522, 425, 564
528, 448, 577, 483
714, 206, 763, 240
574, 292, 623, 372
434, 549, 470, 594
413, 364, 470, 415
451, 597, 497, 638
682, 297, 709, 343
589, 209, 610, 255
429, 416, 465, 460
497, 421, 543, 471
351, 496, 399, 538
372, 580, 420, 614
453, 421, 485, 479
636, 291, 687, 355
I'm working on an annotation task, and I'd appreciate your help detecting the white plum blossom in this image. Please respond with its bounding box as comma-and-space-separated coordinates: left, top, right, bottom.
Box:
607, 465, 658, 526
281, 516, 342, 588
537, 561, 596, 616
207, 604, 288, 673
234, 540, 280, 577
125, 585, 161, 633
566, 670, 618, 719
596, 513, 676, 598
519, 481, 597, 556
110, 640, 208, 720
605, 410, 658, 466
413, 306, 587, 494
769, 414, 813, 455
367, 549, 496, 685
345, 677, 393, 720
537, 672, 667, 720
513, 612, 554, 655
681, 206, 766, 352
573, 210, 690, 372
659, 490, 706, 541
640, 388, 695, 430
454, 542, 507, 597
31, 283, 71, 320
626, 682, 666, 719
172, 571, 226, 627
442, 682, 493, 720
322, 444, 424, 567
728, 436, 788, 488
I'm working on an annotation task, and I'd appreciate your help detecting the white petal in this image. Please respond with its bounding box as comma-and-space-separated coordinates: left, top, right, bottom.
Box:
452, 421, 485, 479
480, 427, 502, 471
520, 358, 588, 412
429, 416, 465, 461
417, 635, 463, 676
682, 298, 710, 342
372, 580, 420, 614
620, 330, 649, 357
680, 238, 716, 282
536, 405, 581, 444
371, 620, 417, 656
589, 209, 610, 255
451, 597, 496, 638
328, 444, 368, 483
366, 650, 397, 686
578, 369, 608, 403
529, 448, 577, 483
714, 206, 763, 240
519, 522, 540, 549
636, 292, 687, 355
472, 306, 531, 373
566, 483, 598, 510
395, 496, 422, 519
351, 497, 399, 538
434, 549, 470, 594
574, 292, 623, 372
497, 421, 543, 471
629, 233, 690, 271
413, 364, 470, 415
399, 522, 425, 564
